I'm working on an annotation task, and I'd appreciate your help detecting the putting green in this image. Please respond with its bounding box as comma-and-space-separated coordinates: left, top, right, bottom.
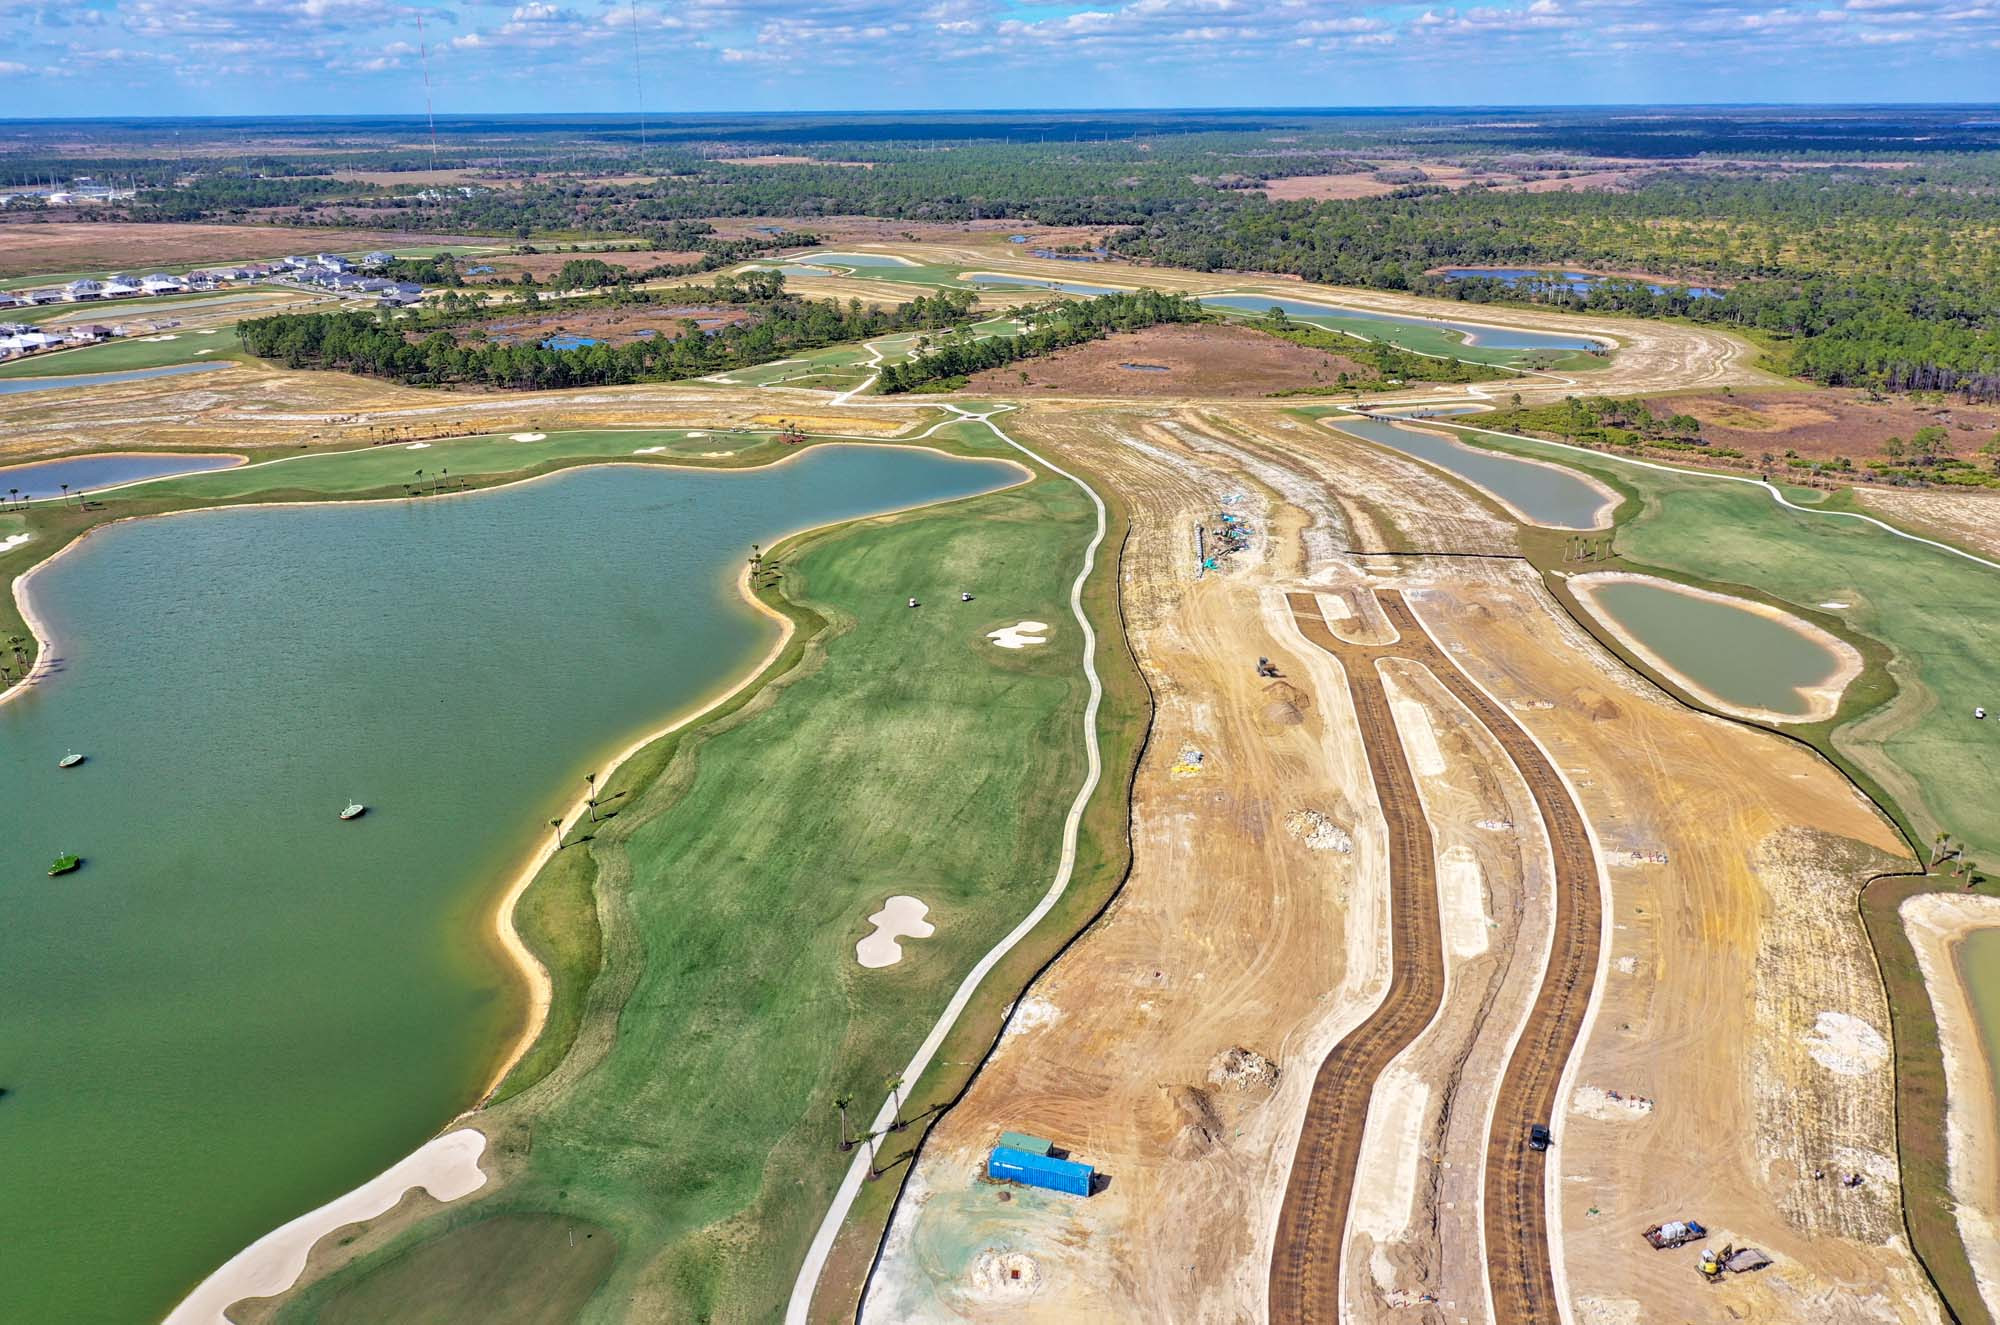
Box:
272, 425, 1101, 1322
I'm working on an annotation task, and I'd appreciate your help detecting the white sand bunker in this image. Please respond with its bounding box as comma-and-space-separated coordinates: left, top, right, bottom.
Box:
164, 1128, 487, 1324
856, 895, 935, 968
405, 441, 431, 450
988, 620, 1050, 649
141, 334, 180, 342
1283, 808, 1353, 853
1804, 1010, 1889, 1076
195, 348, 214, 355
509, 432, 547, 442
196, 329, 219, 335
0, 533, 31, 553
633, 446, 668, 454
966, 1249, 1043, 1303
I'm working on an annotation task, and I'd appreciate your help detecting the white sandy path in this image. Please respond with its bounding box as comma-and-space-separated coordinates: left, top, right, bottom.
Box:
1438, 844, 1492, 959
856, 895, 936, 968
987, 620, 1049, 649
1389, 694, 1447, 776
1902, 892, 2000, 1316
164, 1129, 488, 1324
789, 404, 1106, 1324
1350, 1067, 1431, 1241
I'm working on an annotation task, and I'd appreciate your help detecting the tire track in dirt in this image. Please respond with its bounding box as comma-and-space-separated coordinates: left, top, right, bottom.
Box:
1271, 591, 1446, 1323
1275, 588, 1602, 1324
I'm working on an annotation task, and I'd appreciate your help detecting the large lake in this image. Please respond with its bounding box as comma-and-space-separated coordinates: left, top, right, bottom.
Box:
0, 446, 1017, 1324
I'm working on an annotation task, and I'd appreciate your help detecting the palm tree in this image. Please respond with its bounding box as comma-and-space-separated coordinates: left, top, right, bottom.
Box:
59, 482, 69, 507
835, 1094, 856, 1152
549, 818, 564, 849
584, 772, 597, 822
885, 1074, 908, 1132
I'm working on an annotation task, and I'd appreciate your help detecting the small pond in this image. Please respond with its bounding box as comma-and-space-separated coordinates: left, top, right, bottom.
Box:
965, 272, 1129, 298
1201, 293, 1602, 352
0, 452, 243, 498
1331, 414, 1612, 528
0, 362, 231, 396
1439, 268, 1722, 299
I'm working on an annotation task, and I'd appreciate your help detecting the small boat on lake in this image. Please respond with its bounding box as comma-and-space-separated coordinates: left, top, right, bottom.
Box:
58, 751, 84, 769
48, 853, 81, 876
340, 801, 366, 821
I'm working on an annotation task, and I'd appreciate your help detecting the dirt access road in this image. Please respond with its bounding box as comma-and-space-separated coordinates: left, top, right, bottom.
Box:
1277, 588, 1603, 1325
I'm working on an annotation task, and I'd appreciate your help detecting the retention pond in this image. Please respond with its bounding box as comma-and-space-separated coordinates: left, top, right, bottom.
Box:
1330, 413, 1614, 529
0, 451, 243, 498
0, 445, 1019, 1324
1569, 574, 1858, 722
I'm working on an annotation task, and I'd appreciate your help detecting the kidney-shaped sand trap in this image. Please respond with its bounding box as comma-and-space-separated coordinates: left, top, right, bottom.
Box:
509, 432, 547, 442
856, 895, 936, 968
988, 620, 1050, 649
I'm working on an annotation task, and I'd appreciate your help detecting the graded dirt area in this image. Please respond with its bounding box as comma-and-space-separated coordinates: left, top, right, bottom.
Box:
1659, 390, 2000, 465
702, 216, 1113, 254
1854, 487, 2000, 559
861, 402, 1937, 1325
964, 323, 1374, 398
0, 222, 502, 280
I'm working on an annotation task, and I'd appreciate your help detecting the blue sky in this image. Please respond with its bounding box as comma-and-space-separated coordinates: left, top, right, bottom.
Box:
3, 0, 1997, 115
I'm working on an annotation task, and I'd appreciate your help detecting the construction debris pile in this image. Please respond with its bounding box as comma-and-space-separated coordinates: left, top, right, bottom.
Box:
1196, 507, 1253, 575
1206, 1046, 1280, 1091
1283, 809, 1355, 854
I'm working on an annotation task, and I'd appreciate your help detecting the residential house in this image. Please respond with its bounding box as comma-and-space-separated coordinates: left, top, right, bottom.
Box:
63, 279, 104, 301
66, 324, 114, 342
101, 277, 142, 298
362, 251, 395, 268
141, 273, 188, 294
0, 331, 63, 355
315, 254, 353, 272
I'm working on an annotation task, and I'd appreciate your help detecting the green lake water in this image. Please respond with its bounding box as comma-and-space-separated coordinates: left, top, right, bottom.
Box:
1584, 579, 1842, 717
0, 447, 1016, 1323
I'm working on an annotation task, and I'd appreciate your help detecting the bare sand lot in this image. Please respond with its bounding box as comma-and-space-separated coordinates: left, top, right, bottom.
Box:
1854, 487, 2000, 560
860, 403, 1933, 1324
0, 222, 503, 280
965, 324, 1376, 398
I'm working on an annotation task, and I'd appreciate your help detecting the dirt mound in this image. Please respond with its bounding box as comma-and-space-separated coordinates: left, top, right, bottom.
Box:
1262, 680, 1311, 727
966, 1248, 1042, 1302
1207, 1046, 1280, 1092
1570, 687, 1622, 721
1165, 1084, 1227, 1158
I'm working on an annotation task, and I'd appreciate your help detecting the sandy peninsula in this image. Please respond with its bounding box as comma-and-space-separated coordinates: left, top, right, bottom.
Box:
1901, 892, 2000, 1317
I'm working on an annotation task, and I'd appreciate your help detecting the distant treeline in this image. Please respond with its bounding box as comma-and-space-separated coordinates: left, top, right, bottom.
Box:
238, 273, 980, 390
877, 289, 1205, 392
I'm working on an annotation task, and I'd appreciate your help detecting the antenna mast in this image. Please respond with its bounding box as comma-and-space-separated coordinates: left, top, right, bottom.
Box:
417, 11, 440, 173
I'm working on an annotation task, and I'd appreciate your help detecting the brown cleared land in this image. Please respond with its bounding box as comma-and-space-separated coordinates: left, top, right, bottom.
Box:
964, 323, 1376, 398
1657, 390, 2000, 465
0, 222, 502, 280
1270, 592, 1447, 1323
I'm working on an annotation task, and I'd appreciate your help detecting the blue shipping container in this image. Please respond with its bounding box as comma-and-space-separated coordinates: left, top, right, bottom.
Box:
988, 1145, 1094, 1196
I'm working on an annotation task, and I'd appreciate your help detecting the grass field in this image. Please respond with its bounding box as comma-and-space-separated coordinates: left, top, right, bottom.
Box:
132, 429, 798, 501
267, 428, 1107, 1321
1422, 421, 2000, 866
0, 329, 245, 379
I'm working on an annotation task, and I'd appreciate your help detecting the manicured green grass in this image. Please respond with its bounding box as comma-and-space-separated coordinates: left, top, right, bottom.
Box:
308, 1213, 618, 1325
136, 429, 793, 502
270, 436, 1100, 1322
0, 329, 244, 378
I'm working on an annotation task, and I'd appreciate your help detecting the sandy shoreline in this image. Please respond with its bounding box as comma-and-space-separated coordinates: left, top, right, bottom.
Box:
1566, 571, 1862, 724
1900, 892, 2000, 1316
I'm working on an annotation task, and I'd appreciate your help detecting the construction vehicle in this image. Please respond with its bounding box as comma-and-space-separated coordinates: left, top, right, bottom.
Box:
1527, 1123, 1552, 1152
1642, 1219, 1707, 1250
1256, 657, 1279, 678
